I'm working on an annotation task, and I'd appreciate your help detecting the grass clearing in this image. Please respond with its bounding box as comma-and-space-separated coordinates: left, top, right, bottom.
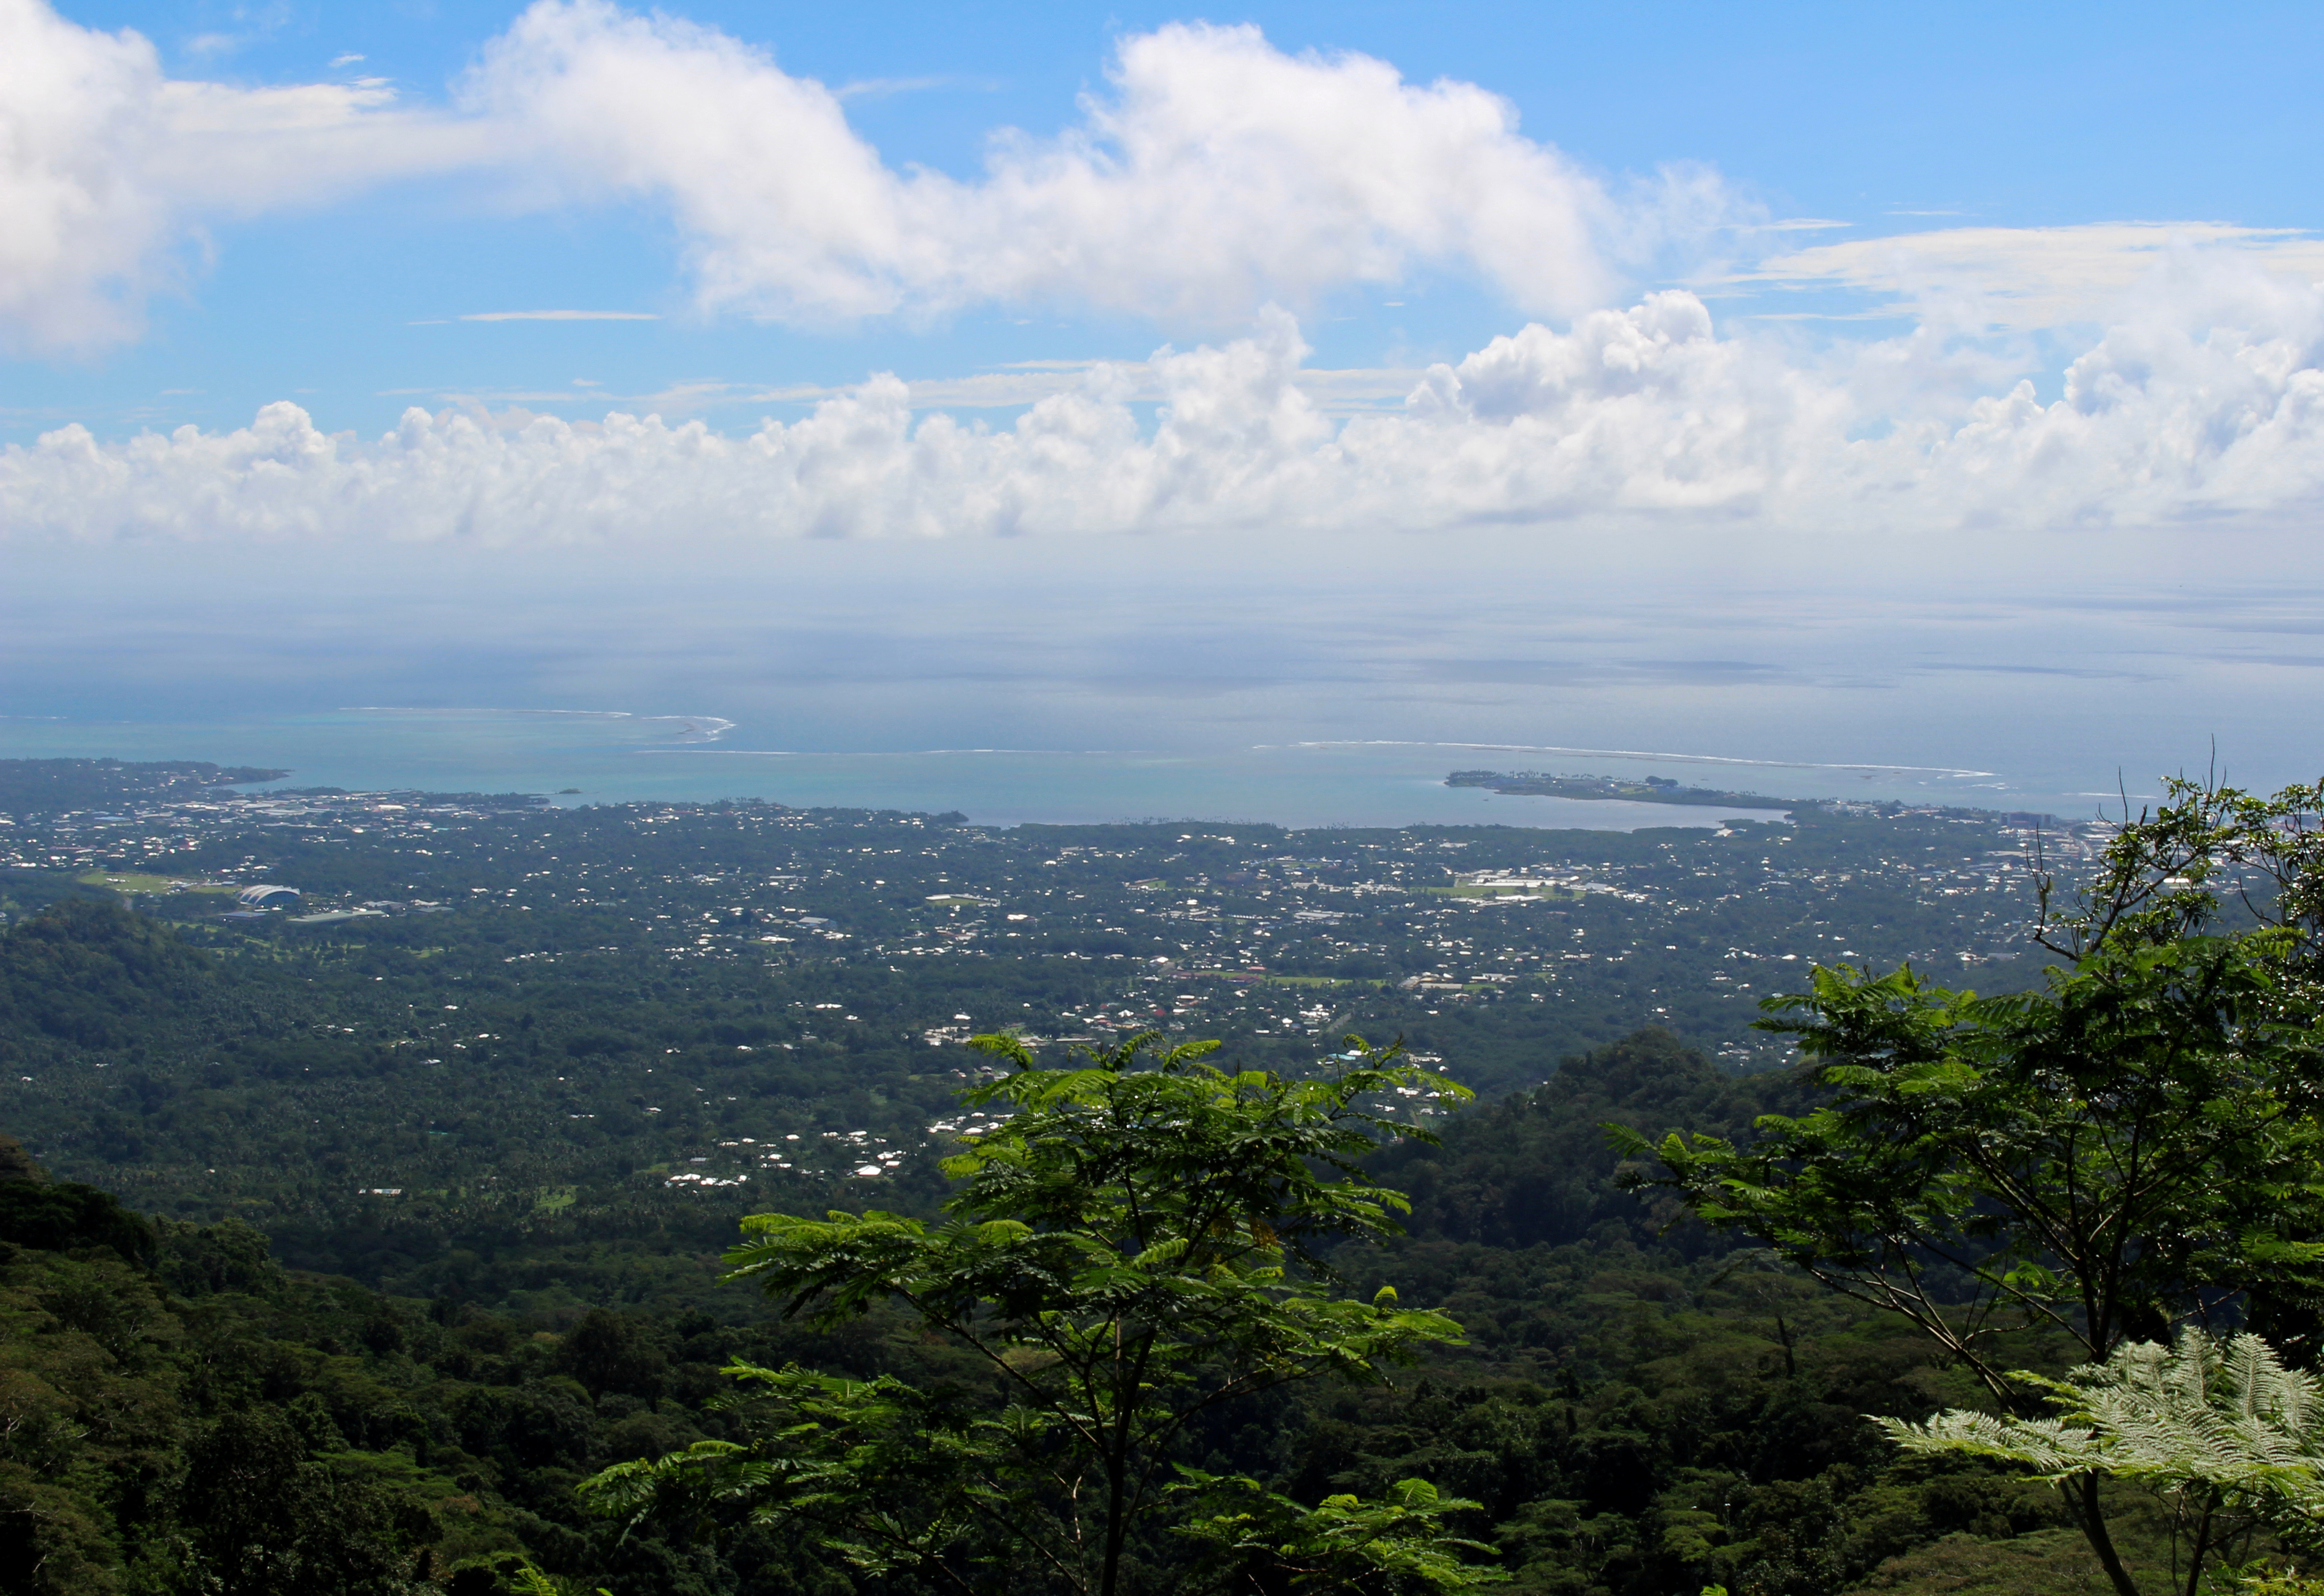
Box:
76, 871, 239, 895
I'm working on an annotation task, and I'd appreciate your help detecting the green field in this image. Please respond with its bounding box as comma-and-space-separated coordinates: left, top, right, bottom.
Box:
77, 871, 238, 895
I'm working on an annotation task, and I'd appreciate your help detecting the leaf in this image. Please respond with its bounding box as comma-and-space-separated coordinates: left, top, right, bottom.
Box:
1882, 1331, 2324, 1531
596, 1033, 1470, 1590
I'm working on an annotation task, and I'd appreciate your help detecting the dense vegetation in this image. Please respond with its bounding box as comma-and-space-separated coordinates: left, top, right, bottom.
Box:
10, 1025, 2129, 1596
12, 759, 2303, 1594
1445, 770, 1797, 811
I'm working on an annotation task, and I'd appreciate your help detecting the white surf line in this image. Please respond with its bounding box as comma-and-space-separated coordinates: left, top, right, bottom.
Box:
638, 746, 1126, 757
1278, 739, 1996, 780
339, 707, 736, 737
343, 705, 633, 718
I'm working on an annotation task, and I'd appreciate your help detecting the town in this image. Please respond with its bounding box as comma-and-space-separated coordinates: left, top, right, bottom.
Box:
0, 759, 2108, 1286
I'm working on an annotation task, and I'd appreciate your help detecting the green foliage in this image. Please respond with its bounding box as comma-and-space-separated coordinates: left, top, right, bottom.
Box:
0, 758, 285, 820
2036, 773, 2324, 962
1374, 1026, 1786, 1254
587, 1032, 1479, 1596
1882, 1334, 2324, 1519
154, 1213, 283, 1296
0, 1018, 2122, 1596
1841, 1528, 2129, 1594
0, 774, 2238, 1595
581, 1363, 1019, 1582
0, 897, 216, 1053
172, 1406, 439, 1595
1, 794, 2059, 1289
1170, 1470, 1507, 1593
1617, 774, 2324, 1596
1619, 935, 2324, 1396
2224, 1571, 2324, 1595
0, 1177, 157, 1265
0, 1187, 885, 1595
1884, 1332, 2324, 1590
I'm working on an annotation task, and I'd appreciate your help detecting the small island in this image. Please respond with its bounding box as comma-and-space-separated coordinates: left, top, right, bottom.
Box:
1447, 768, 1795, 808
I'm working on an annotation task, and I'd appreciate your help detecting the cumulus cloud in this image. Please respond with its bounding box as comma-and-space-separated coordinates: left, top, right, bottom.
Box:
0, 0, 178, 352
0, 0, 1710, 351
0, 0, 484, 353
17, 0, 2324, 360
461, 5, 1646, 323
11, 281, 2324, 545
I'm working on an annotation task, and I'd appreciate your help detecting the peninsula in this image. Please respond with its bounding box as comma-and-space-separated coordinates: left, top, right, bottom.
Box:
1446, 767, 1795, 808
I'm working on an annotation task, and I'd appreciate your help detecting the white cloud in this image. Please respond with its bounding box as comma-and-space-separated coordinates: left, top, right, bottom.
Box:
0, 0, 176, 352
0, 0, 481, 353
411, 358, 1427, 416
459, 4, 1653, 324
1723, 221, 2324, 329
12, 0, 2323, 361
0, 0, 1711, 350
11, 284, 2324, 546
150, 78, 483, 213
455, 310, 661, 321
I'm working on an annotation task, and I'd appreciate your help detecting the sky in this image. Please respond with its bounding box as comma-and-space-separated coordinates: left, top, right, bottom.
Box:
2, 0, 2322, 803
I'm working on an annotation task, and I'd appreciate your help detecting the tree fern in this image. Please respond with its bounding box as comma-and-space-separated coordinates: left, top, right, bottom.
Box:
1879, 1332, 2324, 1534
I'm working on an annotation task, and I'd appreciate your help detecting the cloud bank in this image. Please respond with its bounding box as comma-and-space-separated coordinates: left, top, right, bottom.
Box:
8, 0, 2320, 548
12, 272, 2324, 545
0, 0, 1701, 351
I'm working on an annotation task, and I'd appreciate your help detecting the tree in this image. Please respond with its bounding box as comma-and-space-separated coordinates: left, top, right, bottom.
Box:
173, 1408, 428, 1596
2032, 770, 2324, 1361
1624, 938, 2324, 1379
2029, 771, 2324, 970
1612, 775, 2324, 1596
1881, 1332, 2324, 1596
583, 1032, 1492, 1596
1170, 1473, 1506, 1595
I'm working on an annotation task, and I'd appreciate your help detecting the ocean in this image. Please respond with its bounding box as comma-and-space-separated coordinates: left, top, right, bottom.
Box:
1, 526, 2312, 829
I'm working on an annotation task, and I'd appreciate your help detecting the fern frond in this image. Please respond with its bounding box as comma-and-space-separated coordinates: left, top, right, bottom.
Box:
1879, 1332, 2324, 1525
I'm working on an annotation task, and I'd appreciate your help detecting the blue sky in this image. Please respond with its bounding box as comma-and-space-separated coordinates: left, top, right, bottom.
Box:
10, 1, 2324, 441
3, 0, 2323, 802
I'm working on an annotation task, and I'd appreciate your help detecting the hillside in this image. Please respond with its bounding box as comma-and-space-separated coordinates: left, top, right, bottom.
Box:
0, 1027, 2151, 1596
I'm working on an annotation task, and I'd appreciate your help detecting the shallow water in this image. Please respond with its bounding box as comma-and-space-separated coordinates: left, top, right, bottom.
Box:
0, 709, 2024, 829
